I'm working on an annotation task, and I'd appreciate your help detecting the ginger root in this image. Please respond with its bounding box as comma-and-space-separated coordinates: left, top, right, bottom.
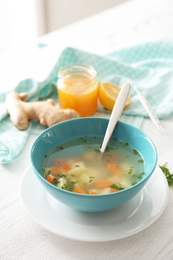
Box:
5, 91, 79, 130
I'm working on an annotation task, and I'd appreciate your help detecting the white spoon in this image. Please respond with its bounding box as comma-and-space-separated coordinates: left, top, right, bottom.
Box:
100, 82, 131, 154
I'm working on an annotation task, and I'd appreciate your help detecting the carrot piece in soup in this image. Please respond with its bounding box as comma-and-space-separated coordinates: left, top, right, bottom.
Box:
106, 163, 117, 172
72, 187, 86, 194
113, 166, 122, 175
95, 179, 112, 189
46, 174, 55, 183
51, 166, 60, 174
106, 163, 122, 175
61, 162, 71, 171
111, 188, 118, 193
89, 191, 97, 195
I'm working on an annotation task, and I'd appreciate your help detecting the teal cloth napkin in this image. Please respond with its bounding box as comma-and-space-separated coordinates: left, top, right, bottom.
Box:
1, 39, 173, 164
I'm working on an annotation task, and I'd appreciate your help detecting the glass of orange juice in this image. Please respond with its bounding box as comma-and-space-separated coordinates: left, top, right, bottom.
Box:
57, 64, 98, 117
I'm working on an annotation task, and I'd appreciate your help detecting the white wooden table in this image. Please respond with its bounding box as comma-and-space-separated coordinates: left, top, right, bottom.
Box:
1, 0, 173, 259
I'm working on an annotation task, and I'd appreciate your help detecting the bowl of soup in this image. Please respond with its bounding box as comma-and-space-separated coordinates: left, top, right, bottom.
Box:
30, 117, 157, 212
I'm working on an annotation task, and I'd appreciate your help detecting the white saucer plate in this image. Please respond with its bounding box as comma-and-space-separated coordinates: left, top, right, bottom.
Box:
20, 165, 169, 242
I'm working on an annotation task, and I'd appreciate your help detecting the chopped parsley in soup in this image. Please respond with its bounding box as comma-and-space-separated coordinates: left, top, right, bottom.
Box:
42, 136, 145, 194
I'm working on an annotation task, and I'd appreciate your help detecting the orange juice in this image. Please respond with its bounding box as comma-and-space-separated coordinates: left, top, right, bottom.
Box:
57, 65, 98, 117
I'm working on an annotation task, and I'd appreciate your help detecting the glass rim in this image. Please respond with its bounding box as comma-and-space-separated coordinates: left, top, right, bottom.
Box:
58, 64, 97, 80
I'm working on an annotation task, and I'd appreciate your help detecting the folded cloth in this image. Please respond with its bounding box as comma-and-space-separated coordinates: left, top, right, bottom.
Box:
1, 39, 173, 164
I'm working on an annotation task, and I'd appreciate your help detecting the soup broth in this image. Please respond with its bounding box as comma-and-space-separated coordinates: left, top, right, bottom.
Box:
42, 136, 145, 194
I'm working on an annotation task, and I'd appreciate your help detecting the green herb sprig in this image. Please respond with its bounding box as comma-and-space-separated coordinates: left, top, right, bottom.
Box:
159, 163, 173, 186
110, 183, 125, 190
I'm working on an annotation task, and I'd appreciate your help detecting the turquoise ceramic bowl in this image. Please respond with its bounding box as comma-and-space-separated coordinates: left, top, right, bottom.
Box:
30, 117, 157, 212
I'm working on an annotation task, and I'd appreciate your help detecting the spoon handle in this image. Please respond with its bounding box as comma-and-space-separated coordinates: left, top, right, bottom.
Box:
133, 85, 164, 133
100, 82, 131, 153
